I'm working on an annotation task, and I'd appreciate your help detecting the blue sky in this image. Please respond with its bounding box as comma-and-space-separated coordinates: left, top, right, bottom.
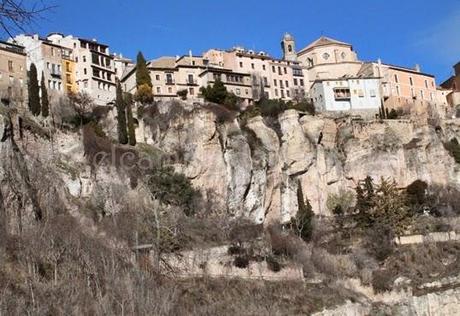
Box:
26, 0, 460, 83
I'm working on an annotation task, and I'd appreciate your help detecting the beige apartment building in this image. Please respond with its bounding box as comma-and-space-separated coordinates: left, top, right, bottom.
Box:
0, 40, 27, 104
204, 47, 308, 101
359, 60, 437, 111
47, 34, 116, 105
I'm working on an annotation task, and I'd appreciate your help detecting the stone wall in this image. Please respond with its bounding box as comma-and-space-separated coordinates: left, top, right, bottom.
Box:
158, 245, 305, 282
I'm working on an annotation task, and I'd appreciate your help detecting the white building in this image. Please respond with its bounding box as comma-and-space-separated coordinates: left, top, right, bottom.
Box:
47, 33, 116, 105
310, 77, 381, 115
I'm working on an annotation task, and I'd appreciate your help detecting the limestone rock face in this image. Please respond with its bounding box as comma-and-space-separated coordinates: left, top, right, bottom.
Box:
2, 101, 460, 226
149, 103, 460, 222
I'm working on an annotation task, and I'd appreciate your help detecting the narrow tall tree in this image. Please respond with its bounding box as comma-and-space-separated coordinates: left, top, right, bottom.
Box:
28, 63, 40, 116
136, 51, 152, 88
125, 92, 136, 146
116, 81, 128, 144
40, 71, 49, 117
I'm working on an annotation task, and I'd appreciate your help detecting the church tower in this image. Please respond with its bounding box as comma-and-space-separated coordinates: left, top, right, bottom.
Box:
281, 33, 297, 61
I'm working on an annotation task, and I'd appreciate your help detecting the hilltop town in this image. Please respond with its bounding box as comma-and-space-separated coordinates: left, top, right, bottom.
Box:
3, 30, 460, 315
1, 32, 459, 119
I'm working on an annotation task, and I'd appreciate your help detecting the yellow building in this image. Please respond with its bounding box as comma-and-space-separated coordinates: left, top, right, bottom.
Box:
62, 48, 78, 94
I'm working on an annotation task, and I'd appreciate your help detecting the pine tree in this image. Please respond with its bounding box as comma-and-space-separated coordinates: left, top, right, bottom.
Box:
136, 51, 152, 88
116, 81, 128, 144
28, 63, 40, 116
40, 71, 49, 117
124, 92, 136, 146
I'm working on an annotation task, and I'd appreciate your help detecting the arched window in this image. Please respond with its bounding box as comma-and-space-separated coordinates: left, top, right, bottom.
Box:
288, 44, 292, 52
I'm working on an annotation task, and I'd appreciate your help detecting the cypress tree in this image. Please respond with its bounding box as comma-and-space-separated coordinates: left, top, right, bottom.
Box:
40, 71, 49, 117
136, 51, 152, 88
28, 63, 40, 116
116, 81, 128, 144
125, 92, 136, 146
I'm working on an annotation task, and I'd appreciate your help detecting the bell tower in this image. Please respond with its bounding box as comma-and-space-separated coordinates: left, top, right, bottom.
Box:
281, 33, 297, 61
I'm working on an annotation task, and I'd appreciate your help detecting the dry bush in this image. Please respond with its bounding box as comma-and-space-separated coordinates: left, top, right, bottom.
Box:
372, 269, 395, 293
311, 247, 358, 279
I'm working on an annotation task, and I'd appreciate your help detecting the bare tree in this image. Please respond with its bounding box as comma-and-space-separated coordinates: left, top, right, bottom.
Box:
0, 0, 55, 37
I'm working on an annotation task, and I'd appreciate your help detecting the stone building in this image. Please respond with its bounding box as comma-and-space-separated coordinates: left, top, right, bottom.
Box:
441, 61, 460, 110
13, 34, 68, 99
203, 47, 308, 102
0, 40, 27, 104
293, 36, 363, 83
359, 60, 437, 111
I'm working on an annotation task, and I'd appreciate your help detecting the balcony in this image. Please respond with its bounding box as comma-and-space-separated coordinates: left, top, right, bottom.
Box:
186, 79, 198, 85
165, 79, 175, 85
50, 71, 61, 78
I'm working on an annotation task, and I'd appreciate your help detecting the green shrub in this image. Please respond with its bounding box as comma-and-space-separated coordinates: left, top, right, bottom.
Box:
326, 189, 355, 215
177, 89, 188, 100
200, 79, 241, 111
147, 166, 200, 216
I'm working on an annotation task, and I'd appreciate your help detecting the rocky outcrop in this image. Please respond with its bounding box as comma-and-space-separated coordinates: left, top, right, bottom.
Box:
145, 102, 460, 222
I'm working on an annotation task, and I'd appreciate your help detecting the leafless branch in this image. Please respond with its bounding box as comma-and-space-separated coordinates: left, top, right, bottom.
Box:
0, 0, 56, 37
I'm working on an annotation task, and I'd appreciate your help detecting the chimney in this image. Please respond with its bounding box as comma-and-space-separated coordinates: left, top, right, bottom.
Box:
415, 64, 421, 72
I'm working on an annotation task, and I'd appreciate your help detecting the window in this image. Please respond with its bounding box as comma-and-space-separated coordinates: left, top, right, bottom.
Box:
396, 85, 400, 96
236, 88, 241, 95
9, 76, 14, 83
251, 63, 255, 69
299, 79, 304, 86
420, 90, 424, 99
168, 87, 172, 93
288, 44, 292, 52
84, 68, 87, 75
83, 56, 87, 62
278, 67, 282, 75
284, 67, 287, 74
166, 73, 173, 84
370, 89, 376, 97
51, 48, 55, 56
275, 89, 278, 97
263, 77, 268, 86
425, 80, 428, 88
245, 89, 249, 95
192, 61, 196, 66
394, 74, 399, 83
8, 60, 13, 72
272, 66, 275, 73
285, 80, 289, 88
281, 90, 285, 98
274, 79, 277, 86
188, 74, 194, 84
294, 78, 298, 86
341, 52, 346, 59
280, 80, 284, 88
286, 90, 290, 98
323, 52, 330, 60
239, 62, 243, 68
156, 87, 161, 93
409, 77, 414, 86
156, 74, 160, 80
262, 65, 266, 71
333, 88, 351, 100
